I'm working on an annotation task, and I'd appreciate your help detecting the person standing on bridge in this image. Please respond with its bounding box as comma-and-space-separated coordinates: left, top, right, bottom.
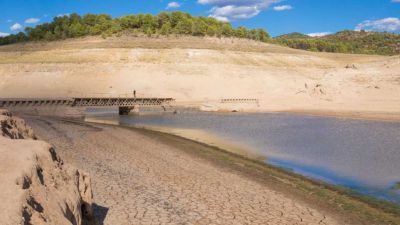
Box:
133, 90, 136, 98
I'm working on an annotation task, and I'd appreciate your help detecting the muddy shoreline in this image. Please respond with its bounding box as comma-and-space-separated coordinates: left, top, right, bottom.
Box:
284, 110, 400, 122
120, 125, 400, 224
22, 115, 400, 224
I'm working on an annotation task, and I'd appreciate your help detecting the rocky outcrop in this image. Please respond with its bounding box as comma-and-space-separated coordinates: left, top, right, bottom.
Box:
1, 109, 37, 139
0, 110, 96, 225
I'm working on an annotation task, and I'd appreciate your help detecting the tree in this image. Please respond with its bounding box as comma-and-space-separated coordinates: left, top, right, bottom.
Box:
206, 25, 217, 36
69, 13, 82, 25
157, 12, 171, 28
174, 18, 192, 35
141, 14, 158, 33
191, 19, 207, 36
256, 29, 270, 42
69, 23, 87, 37
235, 26, 247, 38
170, 11, 188, 27
160, 22, 172, 35
221, 23, 233, 37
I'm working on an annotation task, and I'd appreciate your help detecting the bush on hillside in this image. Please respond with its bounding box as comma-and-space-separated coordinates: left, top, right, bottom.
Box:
274, 30, 400, 55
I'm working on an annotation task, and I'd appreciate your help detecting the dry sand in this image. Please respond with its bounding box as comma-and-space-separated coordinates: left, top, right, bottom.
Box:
0, 36, 399, 120
25, 116, 346, 225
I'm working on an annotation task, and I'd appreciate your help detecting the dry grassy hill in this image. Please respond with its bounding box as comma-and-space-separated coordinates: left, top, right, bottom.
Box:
0, 35, 399, 119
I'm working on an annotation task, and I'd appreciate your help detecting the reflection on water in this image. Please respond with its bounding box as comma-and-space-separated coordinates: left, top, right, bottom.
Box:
86, 110, 400, 203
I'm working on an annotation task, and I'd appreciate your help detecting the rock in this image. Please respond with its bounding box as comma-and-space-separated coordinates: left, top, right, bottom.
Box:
0, 110, 97, 225
0, 109, 12, 117
0, 113, 37, 139
345, 64, 358, 69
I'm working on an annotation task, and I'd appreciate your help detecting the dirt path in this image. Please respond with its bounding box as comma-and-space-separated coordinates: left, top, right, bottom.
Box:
25, 116, 341, 225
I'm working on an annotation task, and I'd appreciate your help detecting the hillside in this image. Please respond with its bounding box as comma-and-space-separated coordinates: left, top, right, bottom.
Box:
274, 30, 400, 55
0, 12, 269, 46
1, 12, 399, 57
275, 32, 310, 39
0, 36, 399, 120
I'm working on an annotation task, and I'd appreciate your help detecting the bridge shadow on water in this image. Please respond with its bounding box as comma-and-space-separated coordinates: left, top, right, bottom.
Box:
92, 203, 109, 225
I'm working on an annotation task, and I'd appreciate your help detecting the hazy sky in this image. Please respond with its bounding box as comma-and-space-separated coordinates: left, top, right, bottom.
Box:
0, 0, 399, 37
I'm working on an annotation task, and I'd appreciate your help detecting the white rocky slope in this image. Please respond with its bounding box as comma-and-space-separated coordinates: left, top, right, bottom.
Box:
0, 109, 96, 225
0, 36, 399, 115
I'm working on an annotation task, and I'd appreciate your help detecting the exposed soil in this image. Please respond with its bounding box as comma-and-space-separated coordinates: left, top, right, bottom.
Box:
26, 116, 343, 225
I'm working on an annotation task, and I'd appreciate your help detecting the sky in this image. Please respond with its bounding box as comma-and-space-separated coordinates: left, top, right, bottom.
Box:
0, 0, 399, 37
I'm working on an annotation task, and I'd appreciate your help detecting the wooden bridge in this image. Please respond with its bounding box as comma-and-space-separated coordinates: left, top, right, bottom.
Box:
0, 97, 175, 116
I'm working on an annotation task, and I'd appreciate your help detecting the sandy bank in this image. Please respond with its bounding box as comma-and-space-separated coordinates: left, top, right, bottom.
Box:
23, 115, 400, 225
284, 109, 400, 122
0, 110, 96, 225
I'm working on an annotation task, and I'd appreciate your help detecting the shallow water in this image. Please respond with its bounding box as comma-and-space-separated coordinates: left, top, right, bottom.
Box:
87, 110, 400, 203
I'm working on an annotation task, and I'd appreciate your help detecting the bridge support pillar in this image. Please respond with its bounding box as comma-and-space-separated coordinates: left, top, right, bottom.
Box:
119, 107, 132, 115
119, 105, 140, 115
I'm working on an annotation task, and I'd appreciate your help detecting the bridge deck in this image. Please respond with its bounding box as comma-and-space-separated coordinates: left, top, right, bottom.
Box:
0, 97, 174, 107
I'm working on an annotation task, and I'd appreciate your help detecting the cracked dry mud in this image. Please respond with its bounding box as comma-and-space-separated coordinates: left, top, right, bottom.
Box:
26, 117, 340, 225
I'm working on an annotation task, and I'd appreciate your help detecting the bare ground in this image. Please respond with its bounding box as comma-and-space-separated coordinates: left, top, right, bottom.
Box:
0, 36, 399, 119
24, 116, 347, 225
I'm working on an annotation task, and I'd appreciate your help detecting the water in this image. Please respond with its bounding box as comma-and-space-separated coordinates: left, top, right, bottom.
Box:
87, 110, 400, 203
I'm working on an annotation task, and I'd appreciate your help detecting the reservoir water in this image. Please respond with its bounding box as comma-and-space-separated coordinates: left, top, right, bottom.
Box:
87, 111, 400, 204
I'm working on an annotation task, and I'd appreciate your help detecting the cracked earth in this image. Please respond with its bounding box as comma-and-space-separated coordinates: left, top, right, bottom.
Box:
26, 117, 341, 225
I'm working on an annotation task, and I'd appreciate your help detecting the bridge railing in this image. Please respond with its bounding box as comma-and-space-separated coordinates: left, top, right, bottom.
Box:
220, 98, 259, 104
0, 97, 175, 108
